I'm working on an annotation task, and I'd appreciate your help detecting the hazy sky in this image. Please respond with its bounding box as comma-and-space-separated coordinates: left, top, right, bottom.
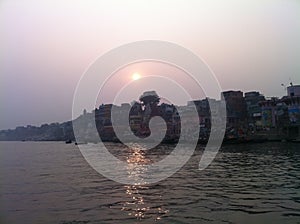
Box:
1, 0, 300, 130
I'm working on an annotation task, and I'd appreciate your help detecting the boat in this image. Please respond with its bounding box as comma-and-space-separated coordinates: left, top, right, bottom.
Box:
75, 141, 87, 145
65, 139, 72, 144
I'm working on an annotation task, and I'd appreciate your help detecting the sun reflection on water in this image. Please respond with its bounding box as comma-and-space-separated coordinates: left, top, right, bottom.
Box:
119, 144, 169, 221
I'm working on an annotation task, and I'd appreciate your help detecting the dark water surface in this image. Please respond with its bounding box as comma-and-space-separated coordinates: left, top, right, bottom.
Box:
0, 141, 299, 224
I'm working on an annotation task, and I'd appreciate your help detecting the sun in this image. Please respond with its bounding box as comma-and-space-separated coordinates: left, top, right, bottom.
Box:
132, 72, 141, 81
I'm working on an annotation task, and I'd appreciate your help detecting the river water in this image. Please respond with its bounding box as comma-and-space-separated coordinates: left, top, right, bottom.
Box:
0, 141, 299, 224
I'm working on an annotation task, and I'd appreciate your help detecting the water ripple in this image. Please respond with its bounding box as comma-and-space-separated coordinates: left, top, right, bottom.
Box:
0, 142, 300, 224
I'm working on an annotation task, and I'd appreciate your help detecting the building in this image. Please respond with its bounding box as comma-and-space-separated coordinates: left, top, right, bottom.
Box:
282, 84, 300, 140
160, 103, 181, 140
287, 85, 300, 97
282, 85, 300, 124
259, 97, 280, 128
222, 90, 247, 128
188, 99, 211, 128
244, 91, 265, 127
95, 104, 115, 141
129, 102, 143, 134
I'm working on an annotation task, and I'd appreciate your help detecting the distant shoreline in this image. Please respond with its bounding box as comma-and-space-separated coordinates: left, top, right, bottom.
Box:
1, 138, 298, 145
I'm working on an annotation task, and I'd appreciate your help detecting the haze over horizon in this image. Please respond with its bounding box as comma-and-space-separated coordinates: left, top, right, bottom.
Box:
1, 0, 300, 130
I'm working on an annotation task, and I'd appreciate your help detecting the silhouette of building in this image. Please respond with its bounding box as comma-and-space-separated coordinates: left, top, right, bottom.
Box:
244, 91, 265, 127
259, 97, 280, 128
222, 90, 247, 128
281, 84, 300, 140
